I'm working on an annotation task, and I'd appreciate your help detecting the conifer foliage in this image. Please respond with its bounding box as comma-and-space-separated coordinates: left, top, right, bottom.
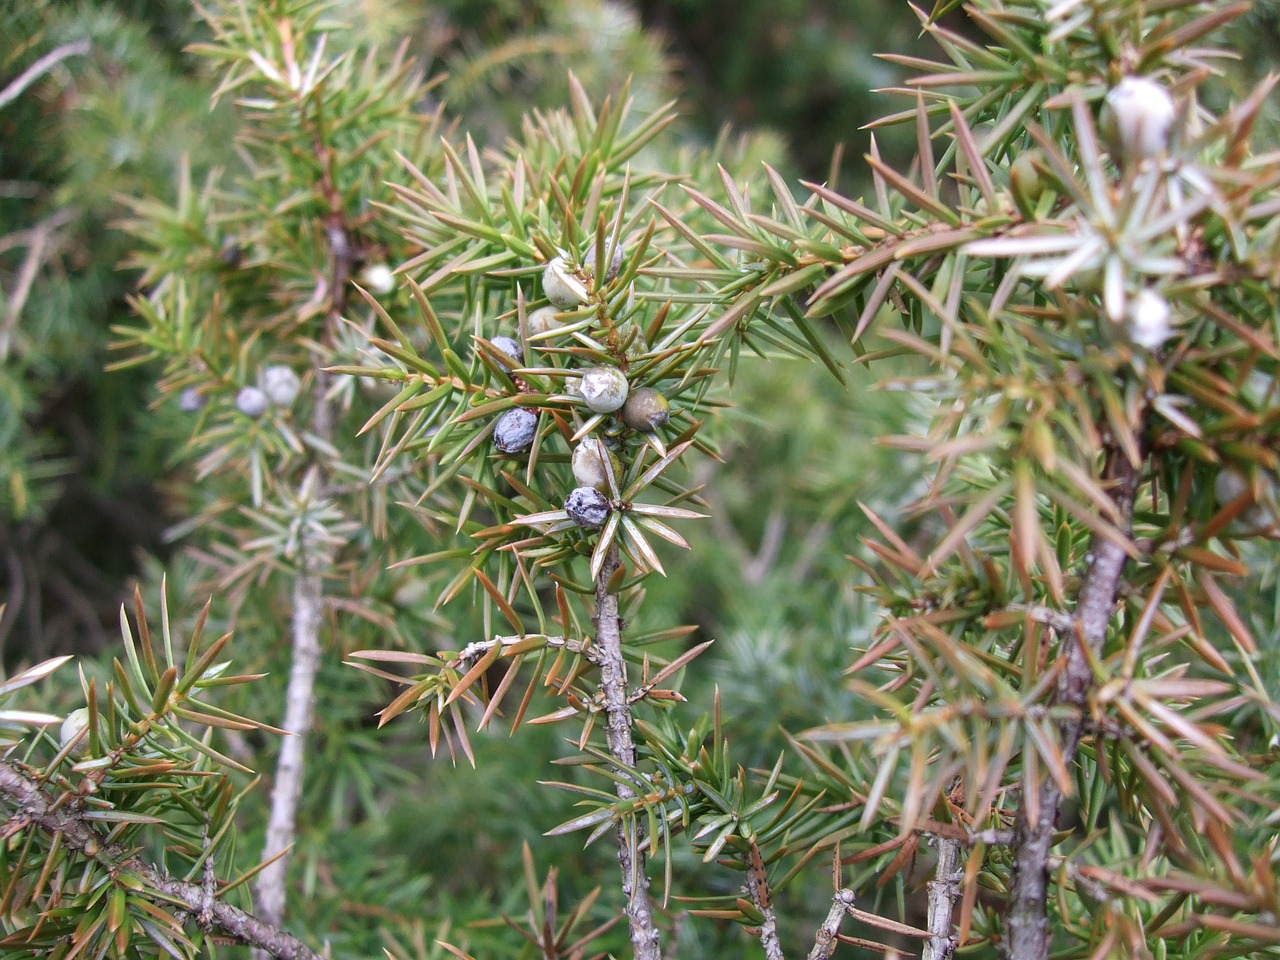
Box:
1, 1, 1278, 959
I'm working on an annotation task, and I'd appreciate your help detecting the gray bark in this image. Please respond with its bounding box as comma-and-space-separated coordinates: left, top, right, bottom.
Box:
594, 545, 662, 960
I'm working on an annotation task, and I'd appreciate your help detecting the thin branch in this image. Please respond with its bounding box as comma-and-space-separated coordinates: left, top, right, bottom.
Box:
807, 888, 856, 960
594, 545, 662, 960
1, 209, 75, 360
744, 840, 785, 960
0, 760, 322, 960
457, 633, 594, 663
1004, 438, 1145, 960
253, 89, 357, 947
0, 41, 91, 110
254, 570, 323, 941
922, 834, 962, 960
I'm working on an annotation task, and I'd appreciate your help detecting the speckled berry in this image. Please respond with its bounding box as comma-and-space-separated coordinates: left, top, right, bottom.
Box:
572, 439, 623, 491
263, 365, 301, 407
565, 486, 611, 528
60, 708, 90, 757
543, 256, 588, 309
527, 306, 563, 336
621, 387, 670, 432
578, 366, 629, 414
236, 386, 269, 419
1101, 76, 1176, 166
489, 336, 524, 370
493, 407, 538, 453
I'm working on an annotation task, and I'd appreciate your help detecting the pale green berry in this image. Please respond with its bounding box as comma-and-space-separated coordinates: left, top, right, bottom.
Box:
621, 387, 670, 432
572, 439, 622, 491
579, 366, 629, 413
565, 486, 611, 528
527, 306, 563, 336
1101, 77, 1176, 166
543, 256, 588, 309
1009, 150, 1046, 217
60, 708, 90, 757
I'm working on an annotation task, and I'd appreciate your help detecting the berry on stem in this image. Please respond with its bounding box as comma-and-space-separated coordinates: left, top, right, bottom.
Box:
565, 486, 611, 529
572, 439, 623, 491
1126, 289, 1173, 351
526, 306, 563, 336
621, 387, 669, 432
361, 263, 396, 295
489, 336, 524, 370
60, 708, 90, 757
263, 366, 301, 407
579, 366, 629, 414
179, 387, 206, 412
543, 256, 588, 309
1101, 76, 1176, 166
236, 386, 269, 419
494, 407, 538, 453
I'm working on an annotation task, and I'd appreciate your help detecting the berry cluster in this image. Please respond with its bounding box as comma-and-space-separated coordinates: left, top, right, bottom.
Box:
485, 243, 673, 530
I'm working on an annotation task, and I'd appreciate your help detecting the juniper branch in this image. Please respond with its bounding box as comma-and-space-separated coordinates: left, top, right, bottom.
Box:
253, 109, 356, 943
0, 760, 322, 960
1005, 437, 1145, 960
922, 834, 962, 960
806, 888, 856, 960
593, 545, 662, 960
743, 840, 784, 960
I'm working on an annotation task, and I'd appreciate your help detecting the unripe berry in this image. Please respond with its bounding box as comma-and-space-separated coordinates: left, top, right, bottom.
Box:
361, 263, 396, 295
1009, 150, 1046, 217
1214, 467, 1250, 508
263, 365, 301, 407
621, 387, 670, 432
1127, 289, 1173, 351
60, 708, 90, 757
543, 256, 588, 309
489, 336, 524, 370
565, 486, 611, 529
527, 306, 563, 336
1214, 467, 1277, 533
572, 439, 622, 491
578, 366, 629, 413
1101, 77, 1176, 166
235, 386, 269, 419
493, 407, 538, 453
